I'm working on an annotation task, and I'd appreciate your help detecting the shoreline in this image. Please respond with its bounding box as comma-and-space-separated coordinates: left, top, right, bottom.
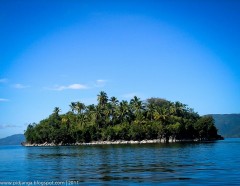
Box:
22, 138, 220, 147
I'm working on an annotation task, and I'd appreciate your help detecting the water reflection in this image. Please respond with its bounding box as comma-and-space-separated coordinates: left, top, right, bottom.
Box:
1, 139, 240, 185
24, 144, 191, 182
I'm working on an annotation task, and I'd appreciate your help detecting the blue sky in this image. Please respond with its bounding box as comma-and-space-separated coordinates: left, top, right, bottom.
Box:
0, 0, 239, 138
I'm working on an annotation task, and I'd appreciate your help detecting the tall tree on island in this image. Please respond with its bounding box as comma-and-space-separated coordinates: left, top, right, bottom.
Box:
109, 96, 119, 125
97, 91, 108, 107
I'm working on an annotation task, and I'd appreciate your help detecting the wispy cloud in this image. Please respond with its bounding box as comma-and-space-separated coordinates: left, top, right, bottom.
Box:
0, 98, 9, 102
94, 79, 107, 87
49, 80, 107, 91
0, 124, 20, 129
13, 83, 30, 89
0, 78, 8, 83
52, 84, 88, 91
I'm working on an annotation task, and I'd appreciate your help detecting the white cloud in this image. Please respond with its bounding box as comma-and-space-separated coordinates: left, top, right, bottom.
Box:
49, 80, 107, 91
52, 84, 88, 91
95, 79, 107, 87
13, 84, 30, 89
0, 98, 9, 102
0, 78, 8, 83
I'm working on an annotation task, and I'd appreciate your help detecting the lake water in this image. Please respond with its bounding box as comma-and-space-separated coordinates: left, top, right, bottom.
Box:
0, 138, 240, 185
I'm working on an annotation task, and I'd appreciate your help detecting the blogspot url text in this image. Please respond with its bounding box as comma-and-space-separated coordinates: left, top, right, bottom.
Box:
0, 181, 79, 186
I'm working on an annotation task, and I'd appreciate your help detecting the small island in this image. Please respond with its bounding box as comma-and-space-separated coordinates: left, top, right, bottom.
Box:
23, 91, 223, 146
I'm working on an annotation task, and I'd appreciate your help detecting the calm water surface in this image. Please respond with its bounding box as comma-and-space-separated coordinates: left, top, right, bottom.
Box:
0, 138, 240, 185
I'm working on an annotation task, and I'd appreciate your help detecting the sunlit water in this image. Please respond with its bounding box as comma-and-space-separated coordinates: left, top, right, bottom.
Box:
0, 139, 240, 185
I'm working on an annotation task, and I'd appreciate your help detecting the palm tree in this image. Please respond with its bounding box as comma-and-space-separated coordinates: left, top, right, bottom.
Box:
85, 104, 96, 122
71, 102, 85, 126
109, 96, 119, 125
95, 105, 104, 128
75, 102, 85, 115
69, 102, 77, 113
175, 101, 187, 117
146, 102, 155, 121
109, 96, 119, 106
130, 96, 144, 111
130, 96, 145, 122
78, 114, 88, 128
104, 103, 112, 125
153, 106, 168, 124
130, 96, 140, 106
52, 107, 61, 129
97, 91, 108, 107
169, 102, 176, 115
53, 107, 61, 116
62, 116, 70, 130
118, 100, 130, 123
96, 91, 109, 127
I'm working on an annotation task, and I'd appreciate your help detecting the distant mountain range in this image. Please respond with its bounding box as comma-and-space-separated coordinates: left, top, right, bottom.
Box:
211, 114, 240, 138
0, 134, 25, 145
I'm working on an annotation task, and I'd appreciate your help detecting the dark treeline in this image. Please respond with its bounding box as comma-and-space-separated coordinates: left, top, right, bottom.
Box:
24, 91, 222, 144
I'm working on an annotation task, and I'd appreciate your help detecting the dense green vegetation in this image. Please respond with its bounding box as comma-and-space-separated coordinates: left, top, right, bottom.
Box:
24, 91, 222, 144
211, 114, 240, 138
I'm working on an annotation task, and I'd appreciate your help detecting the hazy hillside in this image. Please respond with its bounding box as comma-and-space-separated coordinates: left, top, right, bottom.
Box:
0, 134, 25, 145
211, 114, 240, 138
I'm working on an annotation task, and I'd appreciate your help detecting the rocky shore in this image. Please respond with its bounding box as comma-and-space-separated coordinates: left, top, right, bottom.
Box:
21, 139, 200, 147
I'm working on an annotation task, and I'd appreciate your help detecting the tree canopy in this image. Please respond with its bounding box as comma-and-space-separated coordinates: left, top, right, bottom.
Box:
24, 92, 222, 144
